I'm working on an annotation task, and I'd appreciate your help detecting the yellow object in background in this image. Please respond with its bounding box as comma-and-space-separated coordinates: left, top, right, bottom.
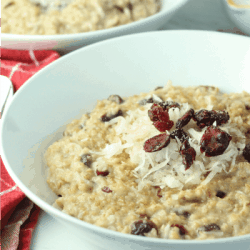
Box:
228, 0, 250, 8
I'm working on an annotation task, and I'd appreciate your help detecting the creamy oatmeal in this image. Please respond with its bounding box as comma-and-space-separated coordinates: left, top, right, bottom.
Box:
45, 82, 250, 240
2, 0, 160, 35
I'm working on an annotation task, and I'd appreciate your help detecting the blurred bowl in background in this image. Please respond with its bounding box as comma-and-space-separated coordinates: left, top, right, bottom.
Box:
1, 0, 188, 53
223, 0, 250, 35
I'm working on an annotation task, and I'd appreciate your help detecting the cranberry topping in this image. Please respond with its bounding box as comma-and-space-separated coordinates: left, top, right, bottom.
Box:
108, 95, 124, 104
193, 109, 230, 128
81, 154, 92, 167
148, 104, 170, 123
203, 223, 220, 232
176, 109, 194, 129
131, 220, 157, 236
114, 5, 124, 12
176, 211, 191, 218
96, 170, 109, 176
180, 140, 196, 170
204, 171, 211, 178
154, 86, 163, 91
216, 191, 226, 199
170, 129, 189, 143
148, 104, 174, 131
102, 187, 112, 193
171, 224, 188, 236
153, 120, 174, 132
243, 143, 250, 163
246, 130, 250, 137
139, 96, 162, 106
154, 186, 162, 198
182, 211, 191, 218
159, 101, 180, 110
139, 214, 150, 219
246, 105, 250, 111
58, 194, 62, 197
200, 126, 232, 157
143, 133, 171, 153
146, 97, 155, 103
214, 110, 230, 126
193, 109, 216, 128
4, 2, 14, 8
101, 110, 123, 122
127, 2, 133, 10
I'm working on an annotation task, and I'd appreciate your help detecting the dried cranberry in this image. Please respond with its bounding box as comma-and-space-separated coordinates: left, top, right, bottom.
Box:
246, 105, 250, 111
101, 110, 123, 122
148, 104, 170, 123
159, 101, 180, 110
147, 97, 155, 103
171, 224, 188, 236
176, 109, 194, 129
193, 109, 216, 128
58, 194, 62, 197
153, 120, 174, 132
203, 223, 220, 232
170, 129, 189, 143
139, 96, 162, 106
108, 95, 124, 104
154, 86, 163, 91
184, 198, 201, 203
175, 211, 191, 218
102, 187, 112, 193
204, 171, 211, 178
214, 111, 230, 126
182, 211, 191, 218
154, 186, 162, 198
246, 130, 250, 137
199, 85, 216, 91
114, 5, 124, 12
131, 220, 157, 236
81, 154, 92, 167
139, 214, 149, 218
4, 2, 14, 8
180, 141, 196, 170
193, 109, 230, 128
243, 143, 250, 163
144, 133, 171, 153
96, 170, 109, 176
200, 126, 232, 157
127, 2, 133, 10
216, 191, 226, 199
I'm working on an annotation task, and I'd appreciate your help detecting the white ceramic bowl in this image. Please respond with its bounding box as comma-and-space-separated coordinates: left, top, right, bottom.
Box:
1, 0, 188, 53
1, 30, 250, 250
223, 0, 250, 35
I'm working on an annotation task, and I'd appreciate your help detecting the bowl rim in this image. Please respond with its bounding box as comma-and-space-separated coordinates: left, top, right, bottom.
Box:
1, 29, 250, 245
1, 0, 189, 41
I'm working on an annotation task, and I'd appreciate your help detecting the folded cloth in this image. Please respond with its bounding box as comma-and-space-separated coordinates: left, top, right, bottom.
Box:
1, 49, 60, 250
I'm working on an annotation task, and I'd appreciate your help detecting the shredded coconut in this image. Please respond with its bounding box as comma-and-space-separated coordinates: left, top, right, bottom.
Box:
92, 97, 246, 190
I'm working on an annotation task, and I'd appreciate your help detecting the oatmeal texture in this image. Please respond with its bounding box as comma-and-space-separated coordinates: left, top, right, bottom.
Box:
2, 0, 160, 35
45, 83, 250, 240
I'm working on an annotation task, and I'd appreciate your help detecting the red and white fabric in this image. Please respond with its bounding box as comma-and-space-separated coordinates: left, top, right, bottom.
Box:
1, 49, 60, 250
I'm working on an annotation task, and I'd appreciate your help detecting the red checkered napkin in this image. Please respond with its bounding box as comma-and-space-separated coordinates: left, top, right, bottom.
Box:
1, 49, 60, 250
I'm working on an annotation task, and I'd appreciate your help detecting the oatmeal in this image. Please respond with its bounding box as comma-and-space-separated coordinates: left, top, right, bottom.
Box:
2, 0, 160, 35
45, 82, 250, 240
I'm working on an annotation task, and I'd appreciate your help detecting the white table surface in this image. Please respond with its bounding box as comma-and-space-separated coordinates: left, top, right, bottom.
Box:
30, 0, 246, 249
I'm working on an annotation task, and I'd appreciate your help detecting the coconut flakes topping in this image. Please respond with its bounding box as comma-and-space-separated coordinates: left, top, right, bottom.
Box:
91, 93, 245, 190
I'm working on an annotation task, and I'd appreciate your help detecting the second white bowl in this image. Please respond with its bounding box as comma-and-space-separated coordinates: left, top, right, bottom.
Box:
1, 0, 188, 53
